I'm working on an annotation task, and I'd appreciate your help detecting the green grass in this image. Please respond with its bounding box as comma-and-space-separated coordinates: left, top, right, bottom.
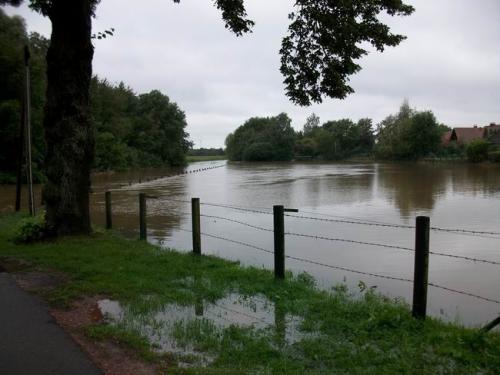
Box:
186, 155, 226, 163
1, 213, 499, 374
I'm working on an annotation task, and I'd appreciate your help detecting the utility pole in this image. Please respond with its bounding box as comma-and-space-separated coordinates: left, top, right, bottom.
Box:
15, 88, 25, 212
24, 45, 35, 216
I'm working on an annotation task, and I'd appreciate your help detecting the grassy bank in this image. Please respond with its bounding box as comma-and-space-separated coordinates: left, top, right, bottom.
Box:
1, 214, 499, 373
186, 155, 226, 163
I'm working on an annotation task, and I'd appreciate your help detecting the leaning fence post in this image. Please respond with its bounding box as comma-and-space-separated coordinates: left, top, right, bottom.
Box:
192, 198, 201, 255
481, 316, 500, 333
273, 205, 285, 279
105, 191, 112, 229
412, 216, 430, 319
139, 193, 147, 240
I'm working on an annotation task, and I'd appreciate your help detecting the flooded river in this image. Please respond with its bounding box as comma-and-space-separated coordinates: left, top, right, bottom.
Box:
2, 161, 500, 328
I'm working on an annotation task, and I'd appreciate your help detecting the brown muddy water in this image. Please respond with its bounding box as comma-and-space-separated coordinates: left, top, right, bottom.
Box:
2, 161, 500, 328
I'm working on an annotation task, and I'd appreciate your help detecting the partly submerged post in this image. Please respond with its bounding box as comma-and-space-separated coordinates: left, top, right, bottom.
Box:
105, 191, 112, 229
192, 198, 201, 255
412, 216, 430, 319
273, 205, 285, 279
139, 193, 147, 240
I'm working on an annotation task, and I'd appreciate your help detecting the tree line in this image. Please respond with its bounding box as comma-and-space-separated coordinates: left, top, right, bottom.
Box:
0, 9, 191, 183
226, 102, 455, 162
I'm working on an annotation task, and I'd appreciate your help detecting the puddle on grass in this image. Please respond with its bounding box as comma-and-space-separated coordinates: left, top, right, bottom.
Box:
98, 293, 309, 365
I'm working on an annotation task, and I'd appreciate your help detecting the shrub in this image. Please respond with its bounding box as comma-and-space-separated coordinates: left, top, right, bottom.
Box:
13, 213, 47, 244
466, 139, 489, 163
489, 150, 500, 163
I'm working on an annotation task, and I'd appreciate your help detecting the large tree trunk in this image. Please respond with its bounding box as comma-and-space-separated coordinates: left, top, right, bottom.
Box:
42, 0, 94, 235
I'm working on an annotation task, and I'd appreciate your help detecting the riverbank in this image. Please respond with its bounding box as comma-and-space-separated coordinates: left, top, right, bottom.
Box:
0, 213, 499, 373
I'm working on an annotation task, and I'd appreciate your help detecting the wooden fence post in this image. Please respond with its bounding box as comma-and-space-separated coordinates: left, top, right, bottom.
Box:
192, 198, 201, 255
412, 216, 430, 319
105, 191, 112, 229
139, 193, 147, 240
481, 316, 500, 333
273, 205, 285, 279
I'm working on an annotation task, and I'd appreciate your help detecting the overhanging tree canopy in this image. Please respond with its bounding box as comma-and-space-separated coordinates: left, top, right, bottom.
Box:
0, 0, 414, 236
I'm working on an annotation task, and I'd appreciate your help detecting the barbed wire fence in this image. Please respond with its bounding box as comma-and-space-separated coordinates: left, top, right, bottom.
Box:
92, 162, 226, 194
102, 191, 500, 331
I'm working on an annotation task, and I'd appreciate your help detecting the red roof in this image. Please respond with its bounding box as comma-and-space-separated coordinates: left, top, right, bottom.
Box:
451, 127, 485, 144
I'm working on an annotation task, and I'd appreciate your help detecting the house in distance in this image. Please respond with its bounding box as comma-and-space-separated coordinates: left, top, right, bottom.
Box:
442, 123, 500, 146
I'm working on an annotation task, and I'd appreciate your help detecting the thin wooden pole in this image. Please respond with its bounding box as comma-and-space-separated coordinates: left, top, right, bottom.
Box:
412, 216, 430, 319
481, 316, 500, 333
15, 90, 25, 212
192, 198, 201, 255
23, 45, 35, 216
139, 193, 147, 240
105, 191, 112, 229
273, 205, 285, 279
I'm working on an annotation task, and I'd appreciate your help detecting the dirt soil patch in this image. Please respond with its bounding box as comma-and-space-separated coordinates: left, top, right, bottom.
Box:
0, 256, 31, 273
13, 270, 66, 292
51, 296, 162, 375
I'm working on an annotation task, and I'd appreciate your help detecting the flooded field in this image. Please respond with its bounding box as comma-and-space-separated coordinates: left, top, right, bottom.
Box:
98, 291, 308, 365
2, 161, 500, 327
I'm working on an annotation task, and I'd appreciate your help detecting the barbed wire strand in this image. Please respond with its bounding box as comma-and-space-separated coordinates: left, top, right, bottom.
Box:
200, 214, 273, 232
186, 213, 500, 266
200, 203, 272, 215
92, 192, 500, 237
428, 283, 500, 305
197, 214, 500, 265
285, 213, 500, 237
95, 164, 226, 193
157, 197, 500, 237
285, 213, 415, 230
177, 228, 273, 255
285, 231, 500, 266
175, 228, 500, 305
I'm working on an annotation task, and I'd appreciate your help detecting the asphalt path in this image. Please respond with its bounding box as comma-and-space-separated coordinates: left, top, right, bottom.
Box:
0, 272, 101, 375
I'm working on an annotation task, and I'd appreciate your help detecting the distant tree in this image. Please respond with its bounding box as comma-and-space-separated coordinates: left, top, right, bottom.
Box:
303, 113, 320, 136
91, 79, 191, 170
299, 118, 374, 160
355, 118, 375, 154
376, 101, 442, 160
225, 113, 295, 161
295, 137, 318, 158
1, 0, 414, 235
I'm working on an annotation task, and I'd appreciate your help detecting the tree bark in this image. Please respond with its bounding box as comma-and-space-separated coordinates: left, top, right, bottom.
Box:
42, 0, 94, 235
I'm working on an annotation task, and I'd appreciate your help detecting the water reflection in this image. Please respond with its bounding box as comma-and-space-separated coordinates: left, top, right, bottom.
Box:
377, 163, 448, 218
98, 293, 307, 365
449, 163, 500, 196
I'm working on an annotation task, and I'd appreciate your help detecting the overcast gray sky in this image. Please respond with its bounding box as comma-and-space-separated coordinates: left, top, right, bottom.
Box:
5, 0, 500, 148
